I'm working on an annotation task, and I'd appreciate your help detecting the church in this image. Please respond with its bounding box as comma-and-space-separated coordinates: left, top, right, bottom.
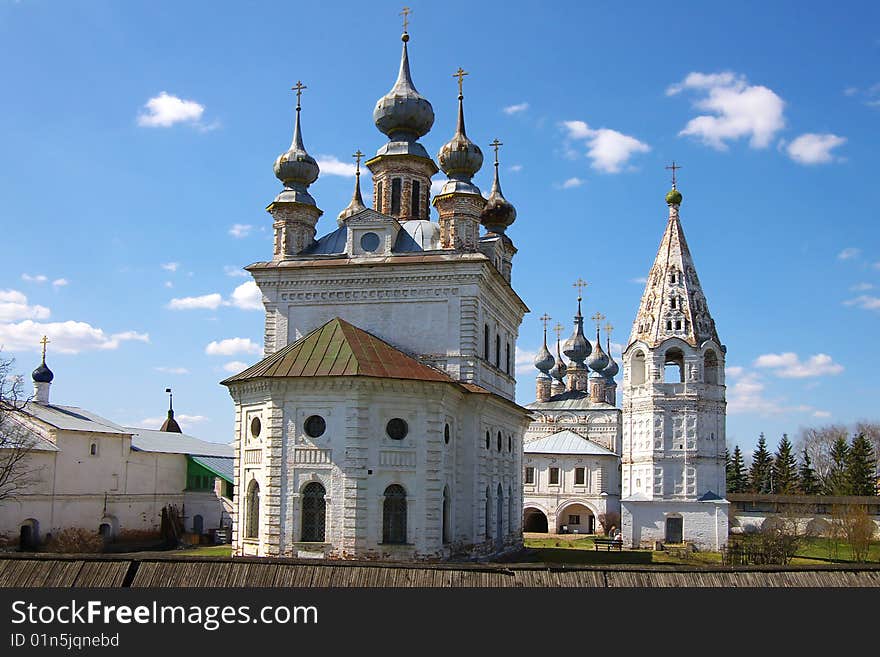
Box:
222, 22, 530, 560
523, 176, 729, 550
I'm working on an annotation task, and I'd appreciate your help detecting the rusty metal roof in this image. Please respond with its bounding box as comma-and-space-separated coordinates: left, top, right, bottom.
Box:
222, 317, 456, 385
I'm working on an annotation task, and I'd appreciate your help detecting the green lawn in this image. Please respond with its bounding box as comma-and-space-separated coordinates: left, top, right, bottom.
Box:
793, 537, 880, 563
182, 545, 234, 557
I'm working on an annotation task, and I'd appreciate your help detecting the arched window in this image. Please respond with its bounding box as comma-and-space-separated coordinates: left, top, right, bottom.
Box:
89, 443, 97, 456
508, 486, 514, 537
484, 486, 492, 540
442, 486, 450, 544
484, 324, 490, 360
508, 434, 512, 452
704, 350, 720, 385
245, 480, 260, 539
382, 485, 407, 544
410, 180, 421, 218
485, 431, 490, 450
495, 334, 501, 368
631, 351, 646, 385
664, 348, 685, 383
391, 178, 402, 215
506, 342, 511, 374
301, 482, 326, 542
444, 423, 451, 445
496, 483, 504, 547
376, 180, 384, 212
497, 431, 502, 452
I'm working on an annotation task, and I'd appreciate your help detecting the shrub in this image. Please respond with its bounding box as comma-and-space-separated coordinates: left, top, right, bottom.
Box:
44, 528, 104, 554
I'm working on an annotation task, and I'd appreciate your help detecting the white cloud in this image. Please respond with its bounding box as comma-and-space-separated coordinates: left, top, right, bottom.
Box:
667, 71, 785, 150
726, 371, 818, 416
51, 278, 68, 288
753, 352, 844, 378
509, 164, 523, 172
726, 365, 745, 378
503, 102, 529, 115
164, 281, 173, 289
0, 290, 50, 321
138, 414, 207, 428
813, 410, 832, 418
850, 282, 873, 292
222, 360, 249, 373
430, 180, 444, 196
844, 294, 880, 311
154, 366, 189, 375
837, 247, 861, 260
0, 320, 148, 354
630, 277, 648, 285
561, 177, 584, 189
224, 265, 249, 278
137, 92, 205, 128
21, 274, 48, 284
228, 224, 253, 239
161, 262, 180, 272
228, 281, 262, 311
167, 293, 223, 311
561, 120, 650, 173
205, 337, 262, 357
515, 346, 538, 375
786, 133, 846, 165
316, 155, 357, 177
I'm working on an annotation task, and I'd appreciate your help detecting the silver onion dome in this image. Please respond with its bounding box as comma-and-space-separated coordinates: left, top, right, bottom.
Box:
604, 352, 619, 379
587, 335, 609, 372
373, 34, 435, 143
480, 140, 516, 233
273, 84, 319, 206
437, 76, 483, 195
562, 297, 591, 364
534, 329, 555, 374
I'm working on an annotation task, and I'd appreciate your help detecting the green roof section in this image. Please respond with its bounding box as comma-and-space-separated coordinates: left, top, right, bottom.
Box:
221, 317, 456, 385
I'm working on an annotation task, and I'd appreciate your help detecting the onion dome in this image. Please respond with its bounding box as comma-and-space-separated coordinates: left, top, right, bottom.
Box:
32, 361, 53, 384
534, 320, 555, 374
562, 296, 591, 364
549, 350, 567, 383
666, 187, 682, 206
437, 71, 483, 196
480, 139, 517, 234
273, 82, 319, 207
337, 150, 368, 226
603, 350, 619, 379
398, 220, 441, 250
587, 332, 609, 373
373, 34, 434, 144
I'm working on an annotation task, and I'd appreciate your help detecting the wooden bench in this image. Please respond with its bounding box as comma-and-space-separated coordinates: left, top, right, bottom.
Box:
594, 537, 623, 551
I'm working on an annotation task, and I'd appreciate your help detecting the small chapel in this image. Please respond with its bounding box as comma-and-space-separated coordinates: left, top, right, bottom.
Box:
222, 19, 531, 560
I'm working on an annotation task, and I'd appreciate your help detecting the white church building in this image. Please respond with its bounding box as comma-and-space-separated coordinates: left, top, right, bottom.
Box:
222, 25, 531, 560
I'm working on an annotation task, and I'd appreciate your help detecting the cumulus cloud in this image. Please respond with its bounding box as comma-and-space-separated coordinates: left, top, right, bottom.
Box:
850, 282, 873, 292
726, 370, 819, 416
0, 290, 50, 322
0, 320, 148, 354
844, 295, 880, 311
154, 366, 189, 375
503, 102, 529, 115
786, 133, 846, 165
316, 155, 357, 177
561, 177, 585, 189
228, 224, 253, 239
228, 281, 262, 310
21, 274, 48, 284
137, 92, 205, 128
52, 278, 68, 288
813, 410, 832, 418
161, 262, 180, 272
667, 72, 785, 150
205, 338, 262, 357
561, 120, 650, 173
837, 247, 861, 260
222, 360, 249, 373
753, 352, 844, 378
515, 346, 538, 375
167, 293, 223, 311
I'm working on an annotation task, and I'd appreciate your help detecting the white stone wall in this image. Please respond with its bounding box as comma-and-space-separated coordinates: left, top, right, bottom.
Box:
621, 500, 729, 550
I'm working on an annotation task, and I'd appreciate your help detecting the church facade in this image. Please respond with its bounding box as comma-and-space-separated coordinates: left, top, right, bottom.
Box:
223, 26, 530, 560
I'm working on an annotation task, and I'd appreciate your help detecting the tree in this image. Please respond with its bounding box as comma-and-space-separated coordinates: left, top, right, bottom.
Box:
771, 434, 799, 494
847, 433, 877, 496
796, 424, 849, 483
727, 445, 747, 493
824, 436, 851, 496
748, 433, 773, 493
0, 354, 38, 504
853, 421, 880, 475
798, 448, 820, 495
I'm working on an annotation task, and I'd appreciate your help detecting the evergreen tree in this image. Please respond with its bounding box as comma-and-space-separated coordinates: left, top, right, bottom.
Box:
728, 445, 747, 493
771, 434, 799, 494
748, 433, 773, 494
847, 432, 877, 496
824, 436, 851, 495
798, 448, 820, 495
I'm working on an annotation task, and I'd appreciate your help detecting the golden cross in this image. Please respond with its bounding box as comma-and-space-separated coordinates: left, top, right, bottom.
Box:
665, 160, 682, 188
539, 313, 551, 332
591, 312, 606, 333
40, 335, 50, 361
453, 67, 468, 96
490, 138, 503, 165
572, 278, 588, 300
353, 149, 364, 174
291, 81, 307, 109
604, 322, 614, 341
400, 6, 411, 33
553, 322, 565, 341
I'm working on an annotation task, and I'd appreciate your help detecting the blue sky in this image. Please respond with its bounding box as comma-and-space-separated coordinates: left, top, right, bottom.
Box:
1, 0, 878, 457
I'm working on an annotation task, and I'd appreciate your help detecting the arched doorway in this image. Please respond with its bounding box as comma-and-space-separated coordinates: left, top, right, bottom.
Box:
19, 519, 39, 551
523, 508, 548, 533
192, 514, 204, 536
557, 503, 595, 534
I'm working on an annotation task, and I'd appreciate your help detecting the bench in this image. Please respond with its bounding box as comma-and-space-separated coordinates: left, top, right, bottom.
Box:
594, 537, 623, 551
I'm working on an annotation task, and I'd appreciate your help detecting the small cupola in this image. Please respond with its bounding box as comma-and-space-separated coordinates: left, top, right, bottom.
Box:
160, 387, 182, 433
32, 335, 54, 404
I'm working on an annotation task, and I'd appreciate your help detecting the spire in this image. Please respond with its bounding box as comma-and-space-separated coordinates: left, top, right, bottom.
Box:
587, 312, 609, 372
534, 313, 555, 374
337, 149, 368, 225
549, 322, 568, 387
160, 387, 182, 433
563, 279, 591, 364
603, 322, 619, 378
272, 81, 320, 207
629, 170, 720, 349
479, 139, 517, 233
437, 68, 483, 195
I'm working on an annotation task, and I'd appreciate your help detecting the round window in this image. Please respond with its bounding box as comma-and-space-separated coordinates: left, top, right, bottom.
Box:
360, 232, 380, 252
304, 415, 326, 438
250, 417, 261, 438
386, 418, 408, 440
444, 423, 450, 445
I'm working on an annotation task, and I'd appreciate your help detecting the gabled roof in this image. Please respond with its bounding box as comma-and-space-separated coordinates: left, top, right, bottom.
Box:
19, 403, 129, 435
127, 427, 233, 458
190, 455, 234, 483
221, 317, 456, 385
524, 429, 616, 456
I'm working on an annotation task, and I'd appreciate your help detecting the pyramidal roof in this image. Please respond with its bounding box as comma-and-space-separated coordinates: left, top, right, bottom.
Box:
524, 429, 616, 456
628, 196, 720, 349
222, 317, 456, 385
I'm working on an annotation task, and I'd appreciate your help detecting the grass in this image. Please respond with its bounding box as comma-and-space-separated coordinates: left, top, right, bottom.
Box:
793, 537, 880, 563
183, 545, 234, 557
